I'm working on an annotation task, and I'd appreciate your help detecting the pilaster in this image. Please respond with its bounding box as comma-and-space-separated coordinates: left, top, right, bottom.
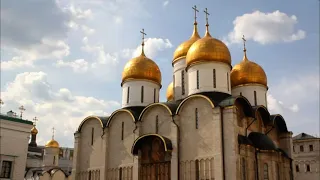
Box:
71, 132, 80, 180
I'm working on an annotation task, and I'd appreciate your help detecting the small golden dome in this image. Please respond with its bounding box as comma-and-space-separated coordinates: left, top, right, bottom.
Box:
45, 139, 59, 148
122, 53, 162, 86
186, 29, 231, 68
230, 53, 267, 88
166, 82, 174, 101
31, 126, 38, 135
173, 23, 200, 64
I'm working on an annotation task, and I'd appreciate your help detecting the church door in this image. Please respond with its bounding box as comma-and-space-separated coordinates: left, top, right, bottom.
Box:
139, 137, 171, 180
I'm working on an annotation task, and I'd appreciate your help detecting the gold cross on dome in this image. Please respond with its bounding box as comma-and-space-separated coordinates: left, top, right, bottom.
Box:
33, 117, 38, 126
242, 35, 247, 51
192, 5, 199, 23
140, 28, 147, 44
204, 8, 210, 25
52, 127, 56, 139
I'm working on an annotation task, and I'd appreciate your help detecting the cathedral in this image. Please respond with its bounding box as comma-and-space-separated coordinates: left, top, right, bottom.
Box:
72, 7, 294, 180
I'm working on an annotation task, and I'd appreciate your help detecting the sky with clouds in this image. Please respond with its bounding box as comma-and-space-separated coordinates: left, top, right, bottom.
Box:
1, 0, 319, 147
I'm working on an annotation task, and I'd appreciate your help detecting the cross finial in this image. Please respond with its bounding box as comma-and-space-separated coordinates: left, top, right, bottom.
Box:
140, 28, 147, 55
192, 5, 199, 24
33, 117, 38, 126
52, 127, 55, 139
242, 35, 247, 52
19, 105, 26, 119
204, 8, 210, 26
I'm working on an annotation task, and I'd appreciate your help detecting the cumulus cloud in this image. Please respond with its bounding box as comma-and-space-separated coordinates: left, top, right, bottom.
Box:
56, 59, 89, 73
0, 72, 120, 147
132, 38, 173, 58
226, 10, 306, 45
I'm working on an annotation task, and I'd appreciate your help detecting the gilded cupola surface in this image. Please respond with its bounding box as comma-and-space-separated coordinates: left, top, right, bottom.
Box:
166, 82, 174, 101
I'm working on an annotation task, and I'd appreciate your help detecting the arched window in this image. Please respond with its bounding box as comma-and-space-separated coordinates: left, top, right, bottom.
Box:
141, 86, 144, 103
241, 157, 246, 180
196, 70, 200, 89
181, 70, 185, 95
254, 91, 257, 106
127, 87, 130, 103
263, 163, 269, 180
213, 69, 216, 88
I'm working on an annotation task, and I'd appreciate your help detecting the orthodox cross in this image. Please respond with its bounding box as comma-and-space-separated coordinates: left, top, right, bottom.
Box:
0, 99, 4, 113
192, 5, 199, 23
19, 105, 26, 119
140, 28, 147, 54
52, 127, 56, 139
204, 8, 210, 26
33, 117, 38, 126
242, 35, 247, 52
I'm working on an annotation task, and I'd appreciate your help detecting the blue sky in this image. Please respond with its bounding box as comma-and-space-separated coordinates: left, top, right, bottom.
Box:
1, 0, 319, 147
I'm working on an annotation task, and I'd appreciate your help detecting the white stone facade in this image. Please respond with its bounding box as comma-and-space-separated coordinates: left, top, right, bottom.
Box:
231, 84, 268, 107
173, 59, 188, 100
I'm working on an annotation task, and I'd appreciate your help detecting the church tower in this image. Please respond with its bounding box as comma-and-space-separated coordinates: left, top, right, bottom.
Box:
172, 5, 201, 100
121, 29, 162, 107
43, 127, 60, 167
230, 35, 268, 107
186, 8, 232, 95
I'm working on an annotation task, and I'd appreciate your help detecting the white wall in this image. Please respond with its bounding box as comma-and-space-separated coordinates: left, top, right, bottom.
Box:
122, 80, 160, 107
231, 84, 267, 107
173, 59, 188, 100
43, 147, 59, 166
188, 62, 231, 95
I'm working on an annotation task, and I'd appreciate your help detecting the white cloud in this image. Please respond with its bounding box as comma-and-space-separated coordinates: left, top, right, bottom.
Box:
226, 10, 306, 44
68, 5, 93, 19
132, 38, 173, 58
0, 72, 120, 147
56, 59, 89, 73
163, 1, 169, 7
267, 94, 300, 114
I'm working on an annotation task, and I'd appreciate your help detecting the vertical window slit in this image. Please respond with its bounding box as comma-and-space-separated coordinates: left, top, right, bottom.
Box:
227, 72, 229, 91
141, 86, 144, 103
181, 70, 185, 95
91, 128, 94, 145
254, 91, 257, 106
127, 87, 130, 103
153, 88, 156, 103
195, 108, 199, 129
196, 70, 200, 89
121, 122, 124, 140
213, 69, 216, 88
156, 115, 159, 133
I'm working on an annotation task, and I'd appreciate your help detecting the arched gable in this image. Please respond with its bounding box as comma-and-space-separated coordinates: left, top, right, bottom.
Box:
176, 94, 215, 115
138, 103, 173, 121
219, 96, 253, 117
131, 134, 173, 155
77, 116, 105, 132
51, 169, 67, 180
107, 109, 135, 127
253, 106, 270, 127
270, 114, 288, 133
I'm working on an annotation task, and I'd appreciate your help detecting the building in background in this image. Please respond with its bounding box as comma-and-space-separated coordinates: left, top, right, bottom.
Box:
0, 110, 33, 180
293, 133, 320, 180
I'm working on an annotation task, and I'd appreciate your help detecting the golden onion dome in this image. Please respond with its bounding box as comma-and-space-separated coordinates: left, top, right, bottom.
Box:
186, 26, 231, 68
45, 139, 59, 148
122, 51, 161, 86
230, 52, 267, 88
166, 82, 174, 101
173, 22, 201, 64
31, 126, 38, 135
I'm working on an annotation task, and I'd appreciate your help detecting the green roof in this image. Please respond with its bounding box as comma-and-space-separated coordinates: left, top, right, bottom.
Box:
0, 113, 33, 125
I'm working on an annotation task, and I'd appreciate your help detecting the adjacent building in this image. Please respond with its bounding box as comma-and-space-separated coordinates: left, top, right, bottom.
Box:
293, 133, 320, 180
0, 111, 33, 180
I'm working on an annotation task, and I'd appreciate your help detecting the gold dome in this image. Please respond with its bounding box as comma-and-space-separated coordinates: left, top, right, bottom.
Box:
230, 53, 267, 88
173, 23, 200, 64
45, 139, 59, 148
166, 82, 174, 101
31, 126, 38, 135
122, 52, 162, 86
186, 29, 231, 68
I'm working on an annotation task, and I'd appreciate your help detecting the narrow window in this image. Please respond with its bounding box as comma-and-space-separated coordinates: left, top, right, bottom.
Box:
91, 128, 94, 145
195, 108, 199, 129
127, 87, 130, 103
153, 88, 156, 103
141, 86, 144, 103
213, 69, 216, 88
263, 163, 269, 180
309, 144, 313, 151
88, 171, 92, 180
119, 167, 123, 180
241, 158, 246, 180
293, 145, 295, 152
240, 92, 242, 96
0, 161, 12, 178
195, 159, 200, 180
181, 70, 185, 95
276, 163, 280, 180
53, 156, 56, 165
173, 75, 175, 95
227, 72, 229, 91
156, 115, 159, 133
300, 145, 304, 152
254, 91, 257, 106
306, 164, 311, 172
121, 122, 124, 140
196, 70, 200, 89
296, 165, 299, 172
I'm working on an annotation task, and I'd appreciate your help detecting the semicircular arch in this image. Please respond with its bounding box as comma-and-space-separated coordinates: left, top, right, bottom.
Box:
77, 116, 104, 132
271, 114, 288, 133
176, 94, 215, 115
138, 103, 173, 121
107, 109, 135, 127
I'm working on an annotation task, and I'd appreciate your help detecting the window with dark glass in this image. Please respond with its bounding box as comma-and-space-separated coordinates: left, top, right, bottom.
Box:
195, 159, 200, 180
91, 128, 94, 145
127, 87, 130, 103
0, 161, 12, 178
240, 92, 242, 96
141, 86, 144, 103
182, 70, 185, 95
53, 156, 56, 165
227, 72, 229, 91
195, 108, 199, 129
241, 158, 246, 180
309, 144, 313, 151
263, 163, 269, 180
121, 122, 124, 140
156, 115, 159, 133
296, 165, 299, 172
254, 91, 257, 106
306, 164, 311, 172
153, 88, 156, 103
196, 70, 200, 89
213, 69, 216, 88
293, 145, 295, 152
300, 145, 304, 152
